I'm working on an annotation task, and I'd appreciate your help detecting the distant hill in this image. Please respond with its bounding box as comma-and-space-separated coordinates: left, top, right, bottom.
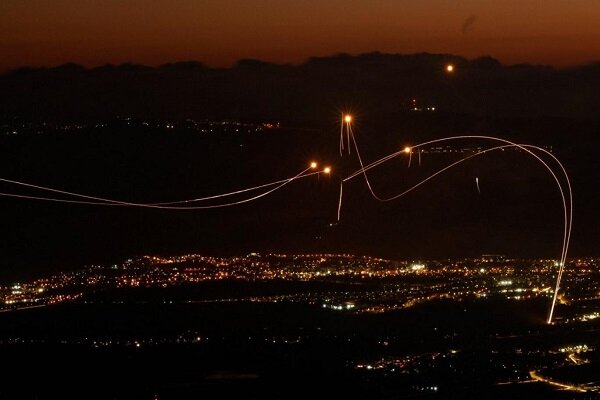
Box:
1, 52, 599, 120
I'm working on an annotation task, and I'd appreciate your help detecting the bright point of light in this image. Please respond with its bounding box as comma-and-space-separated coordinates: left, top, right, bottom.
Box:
310, 162, 318, 169
344, 115, 352, 123
323, 167, 332, 174
446, 64, 455, 72
403, 146, 411, 154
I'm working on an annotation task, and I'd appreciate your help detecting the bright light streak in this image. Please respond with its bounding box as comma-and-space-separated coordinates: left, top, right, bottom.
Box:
0, 168, 319, 210
343, 135, 572, 324
340, 113, 353, 156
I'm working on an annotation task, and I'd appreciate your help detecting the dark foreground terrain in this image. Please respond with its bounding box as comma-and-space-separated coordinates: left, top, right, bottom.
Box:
1, 292, 599, 399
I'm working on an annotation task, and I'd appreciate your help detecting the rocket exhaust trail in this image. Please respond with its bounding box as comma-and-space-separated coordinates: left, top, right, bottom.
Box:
0, 168, 321, 210
343, 135, 572, 324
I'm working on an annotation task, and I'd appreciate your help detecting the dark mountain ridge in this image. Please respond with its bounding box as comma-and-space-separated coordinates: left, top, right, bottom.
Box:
2, 52, 599, 121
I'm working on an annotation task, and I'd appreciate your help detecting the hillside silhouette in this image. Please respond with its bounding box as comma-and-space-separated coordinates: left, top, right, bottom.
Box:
2, 52, 599, 121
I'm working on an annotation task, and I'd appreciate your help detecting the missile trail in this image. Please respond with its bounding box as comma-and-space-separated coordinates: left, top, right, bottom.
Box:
0, 168, 322, 210
0, 170, 319, 206
338, 114, 571, 324
348, 140, 571, 258
364, 138, 573, 269
347, 119, 353, 155
342, 134, 572, 324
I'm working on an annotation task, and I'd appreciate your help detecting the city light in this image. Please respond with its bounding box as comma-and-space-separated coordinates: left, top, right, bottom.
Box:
344, 114, 352, 123
404, 146, 411, 154
323, 167, 332, 174
310, 161, 318, 169
446, 64, 455, 73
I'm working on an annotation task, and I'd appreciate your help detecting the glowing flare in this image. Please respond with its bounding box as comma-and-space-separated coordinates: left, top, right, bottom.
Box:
323, 167, 332, 174
404, 146, 411, 154
446, 64, 455, 73
344, 115, 352, 123
310, 162, 318, 169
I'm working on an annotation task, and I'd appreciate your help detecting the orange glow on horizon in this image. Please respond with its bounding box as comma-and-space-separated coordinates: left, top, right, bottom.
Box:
1, 2, 598, 70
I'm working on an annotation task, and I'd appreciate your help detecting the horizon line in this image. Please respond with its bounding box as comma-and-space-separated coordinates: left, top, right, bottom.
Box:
3, 51, 599, 75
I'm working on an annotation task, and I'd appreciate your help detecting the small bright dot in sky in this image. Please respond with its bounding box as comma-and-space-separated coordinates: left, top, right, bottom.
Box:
446, 64, 455, 72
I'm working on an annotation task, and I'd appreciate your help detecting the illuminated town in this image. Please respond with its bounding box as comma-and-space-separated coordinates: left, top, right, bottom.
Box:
1, 253, 599, 395
3, 253, 598, 317
1, 117, 281, 136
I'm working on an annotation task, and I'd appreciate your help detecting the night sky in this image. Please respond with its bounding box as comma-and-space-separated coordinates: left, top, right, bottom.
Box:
2, 4, 600, 396
2, 0, 600, 71
1, 1, 599, 280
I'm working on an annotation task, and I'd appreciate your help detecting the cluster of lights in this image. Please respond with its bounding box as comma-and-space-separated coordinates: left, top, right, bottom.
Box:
309, 161, 331, 174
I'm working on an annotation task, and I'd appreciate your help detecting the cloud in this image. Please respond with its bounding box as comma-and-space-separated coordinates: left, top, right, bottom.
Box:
461, 15, 477, 35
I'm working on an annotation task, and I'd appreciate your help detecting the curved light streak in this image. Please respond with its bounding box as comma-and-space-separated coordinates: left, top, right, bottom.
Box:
344, 134, 572, 324
0, 168, 319, 210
